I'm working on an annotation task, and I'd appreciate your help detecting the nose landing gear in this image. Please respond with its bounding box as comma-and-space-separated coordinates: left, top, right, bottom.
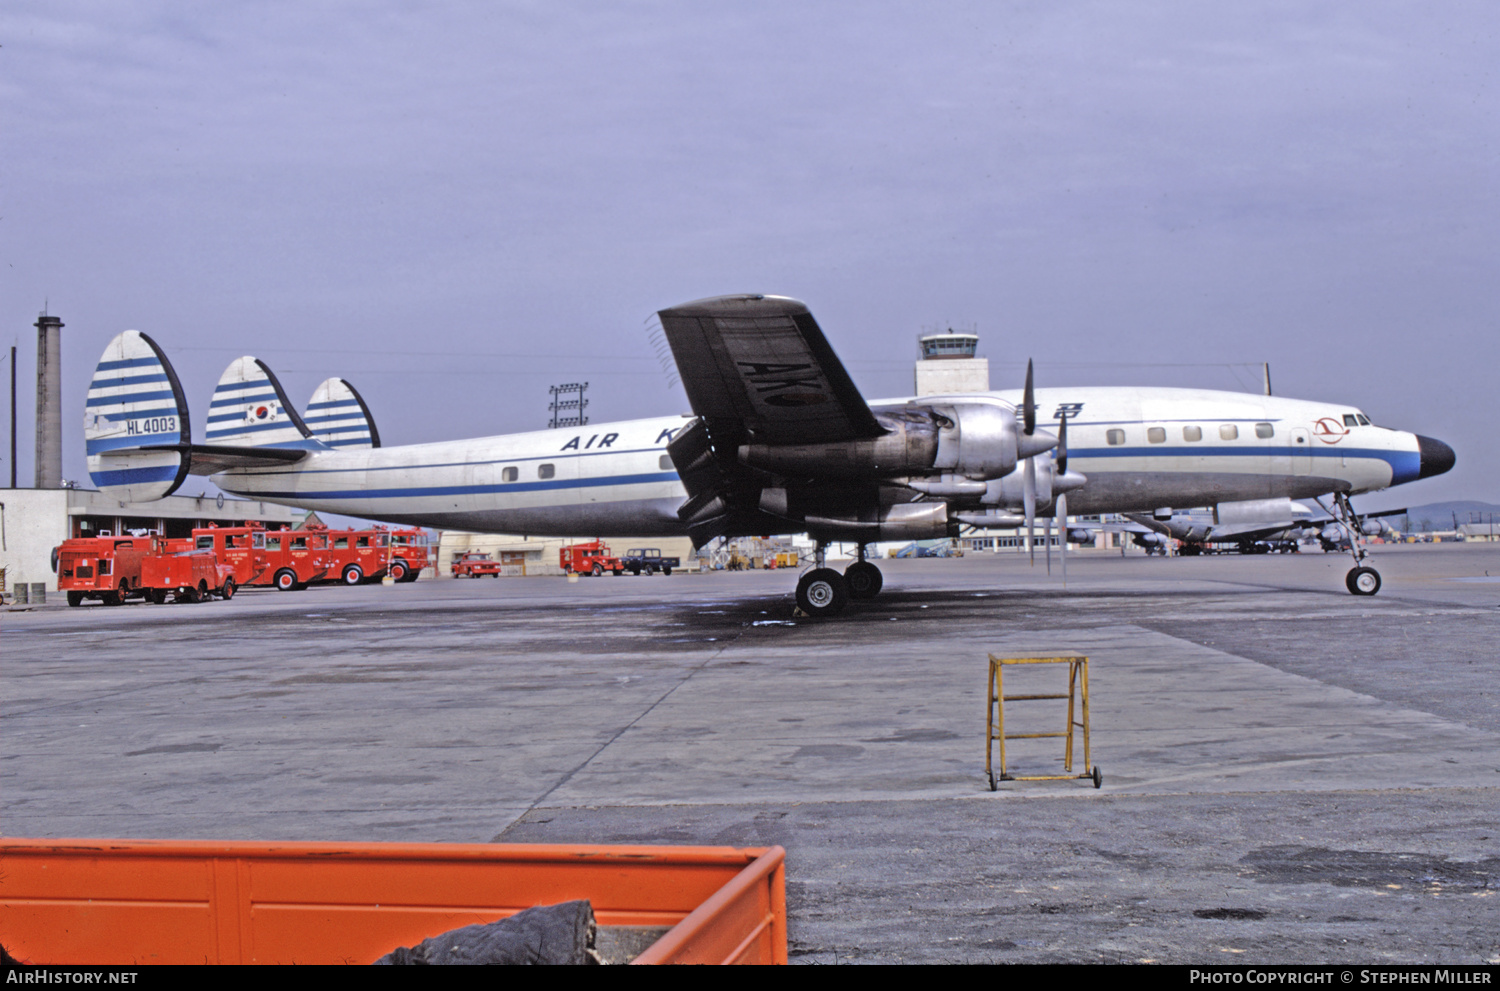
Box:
1327, 492, 1383, 596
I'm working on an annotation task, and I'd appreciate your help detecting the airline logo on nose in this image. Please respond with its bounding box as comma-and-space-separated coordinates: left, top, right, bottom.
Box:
1313, 417, 1348, 443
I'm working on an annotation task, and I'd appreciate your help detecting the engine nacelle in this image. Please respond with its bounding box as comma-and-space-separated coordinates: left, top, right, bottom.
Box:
930, 403, 1022, 481
802, 501, 953, 541
738, 407, 942, 478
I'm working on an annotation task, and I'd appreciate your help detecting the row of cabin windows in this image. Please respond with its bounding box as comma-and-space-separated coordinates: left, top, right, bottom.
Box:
1105, 423, 1277, 446
497, 455, 675, 482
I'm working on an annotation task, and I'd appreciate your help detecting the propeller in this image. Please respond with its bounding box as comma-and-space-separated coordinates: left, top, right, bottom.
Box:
1022, 358, 1038, 564
1056, 413, 1068, 585
1022, 359, 1036, 436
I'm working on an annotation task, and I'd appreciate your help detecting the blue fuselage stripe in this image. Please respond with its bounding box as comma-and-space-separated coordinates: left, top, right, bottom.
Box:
239, 470, 680, 501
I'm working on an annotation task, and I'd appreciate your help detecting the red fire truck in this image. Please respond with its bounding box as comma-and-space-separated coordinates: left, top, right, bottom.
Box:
56, 534, 154, 607
191, 523, 329, 592
320, 527, 398, 585
386, 528, 430, 582
140, 537, 237, 603
560, 540, 626, 576
451, 551, 504, 578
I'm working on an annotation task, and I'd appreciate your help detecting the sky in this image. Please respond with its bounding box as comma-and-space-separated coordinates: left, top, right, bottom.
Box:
2, 1, 1495, 511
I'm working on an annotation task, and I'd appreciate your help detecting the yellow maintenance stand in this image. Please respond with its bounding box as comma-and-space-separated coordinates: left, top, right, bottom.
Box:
986, 654, 1102, 790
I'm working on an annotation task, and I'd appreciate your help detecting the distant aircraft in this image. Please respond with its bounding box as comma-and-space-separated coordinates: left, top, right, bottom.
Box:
83, 294, 1454, 615
1110, 501, 1407, 559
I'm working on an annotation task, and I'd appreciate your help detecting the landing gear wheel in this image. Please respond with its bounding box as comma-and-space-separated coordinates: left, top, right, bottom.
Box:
220, 577, 236, 601
795, 568, 849, 618
1346, 566, 1381, 596
388, 560, 408, 583
844, 561, 883, 599
276, 569, 299, 592
341, 565, 363, 587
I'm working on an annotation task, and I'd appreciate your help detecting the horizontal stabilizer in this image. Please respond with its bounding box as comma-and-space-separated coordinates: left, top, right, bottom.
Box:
86, 331, 193, 501
304, 378, 380, 449
205, 357, 323, 450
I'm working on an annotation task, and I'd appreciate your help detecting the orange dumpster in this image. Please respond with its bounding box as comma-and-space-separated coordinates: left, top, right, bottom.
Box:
0, 838, 786, 965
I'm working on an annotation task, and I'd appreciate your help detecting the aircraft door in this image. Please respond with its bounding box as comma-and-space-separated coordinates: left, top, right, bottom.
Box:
1290, 428, 1311, 474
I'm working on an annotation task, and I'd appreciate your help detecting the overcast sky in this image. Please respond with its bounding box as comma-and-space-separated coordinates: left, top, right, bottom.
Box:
3, 1, 1494, 509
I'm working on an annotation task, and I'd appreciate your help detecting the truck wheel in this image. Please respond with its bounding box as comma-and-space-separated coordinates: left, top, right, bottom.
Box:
221, 577, 236, 601
67, 591, 83, 607
179, 585, 199, 604
592, 563, 604, 577
663, 566, 672, 576
389, 560, 408, 582
197, 580, 210, 602
630, 564, 640, 576
276, 569, 299, 592
149, 588, 167, 605
342, 565, 363, 586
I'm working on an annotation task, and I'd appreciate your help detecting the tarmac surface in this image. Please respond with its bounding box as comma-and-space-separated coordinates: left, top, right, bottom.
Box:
5, 544, 1499, 964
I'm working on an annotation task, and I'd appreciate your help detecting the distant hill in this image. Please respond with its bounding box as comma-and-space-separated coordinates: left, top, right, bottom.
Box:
1384, 501, 1500, 531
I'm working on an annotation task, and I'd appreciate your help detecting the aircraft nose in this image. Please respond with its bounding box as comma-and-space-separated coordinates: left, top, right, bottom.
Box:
1417, 435, 1456, 479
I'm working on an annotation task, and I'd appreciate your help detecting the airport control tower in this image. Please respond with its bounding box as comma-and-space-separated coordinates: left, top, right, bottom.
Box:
914, 329, 989, 395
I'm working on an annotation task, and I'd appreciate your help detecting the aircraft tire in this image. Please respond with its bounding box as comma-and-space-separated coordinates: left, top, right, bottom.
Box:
844, 561, 883, 599
341, 565, 363, 586
796, 568, 849, 618
1346, 566, 1381, 596
277, 569, 300, 592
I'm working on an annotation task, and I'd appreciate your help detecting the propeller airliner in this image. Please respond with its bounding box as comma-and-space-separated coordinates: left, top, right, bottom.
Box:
83, 294, 1454, 615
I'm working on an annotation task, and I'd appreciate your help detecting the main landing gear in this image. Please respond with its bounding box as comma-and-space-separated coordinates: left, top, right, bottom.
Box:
1329, 491, 1382, 596
794, 543, 885, 618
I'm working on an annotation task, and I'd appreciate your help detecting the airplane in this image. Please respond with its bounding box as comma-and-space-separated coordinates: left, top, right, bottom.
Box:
1107, 501, 1408, 557
83, 294, 1454, 616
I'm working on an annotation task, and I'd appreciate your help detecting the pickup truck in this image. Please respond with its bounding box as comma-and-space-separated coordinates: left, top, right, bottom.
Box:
451, 551, 504, 578
622, 548, 679, 576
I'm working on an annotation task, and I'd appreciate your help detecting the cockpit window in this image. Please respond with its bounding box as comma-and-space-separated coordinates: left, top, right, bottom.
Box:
1356, 414, 1370, 426
1343, 414, 1358, 427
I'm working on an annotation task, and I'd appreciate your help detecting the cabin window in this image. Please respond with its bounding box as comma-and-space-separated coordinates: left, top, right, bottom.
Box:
292, 537, 308, 549
376, 534, 389, 547
252, 533, 265, 549
1255, 423, 1274, 438
1356, 414, 1370, 426
1106, 429, 1125, 446
1219, 424, 1239, 440
1183, 426, 1202, 442
98, 558, 112, 575
357, 536, 370, 548
1147, 427, 1166, 444
1343, 414, 1358, 427
334, 536, 349, 548
502, 467, 518, 482
266, 536, 282, 551
196, 536, 214, 550
538, 463, 555, 479
226, 535, 244, 548
659, 455, 674, 470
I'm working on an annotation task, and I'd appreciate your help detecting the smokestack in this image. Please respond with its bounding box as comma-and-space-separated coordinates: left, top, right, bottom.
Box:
35, 312, 63, 489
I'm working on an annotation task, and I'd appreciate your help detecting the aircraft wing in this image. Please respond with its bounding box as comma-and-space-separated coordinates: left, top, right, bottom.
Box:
656, 295, 885, 446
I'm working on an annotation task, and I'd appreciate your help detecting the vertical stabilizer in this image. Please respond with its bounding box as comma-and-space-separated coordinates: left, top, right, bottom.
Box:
205, 357, 321, 449
304, 378, 381, 449
85, 331, 192, 501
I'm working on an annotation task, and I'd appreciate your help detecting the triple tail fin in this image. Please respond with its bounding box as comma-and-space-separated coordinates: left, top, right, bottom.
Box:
304, 378, 381, 449
83, 334, 316, 503
85, 331, 193, 501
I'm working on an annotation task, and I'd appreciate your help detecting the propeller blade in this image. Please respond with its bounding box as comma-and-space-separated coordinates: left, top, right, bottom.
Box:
1024, 456, 1036, 565
1045, 514, 1052, 575
1022, 359, 1036, 436
1056, 412, 1068, 475
1057, 492, 1068, 587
